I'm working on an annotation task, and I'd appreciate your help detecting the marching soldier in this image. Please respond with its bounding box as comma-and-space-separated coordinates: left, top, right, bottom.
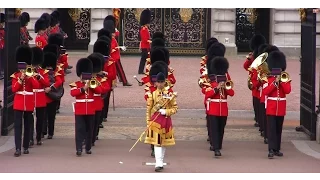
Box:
104, 17, 132, 86
70, 58, 103, 156
93, 40, 117, 123
244, 34, 266, 127
263, 51, 291, 159
11, 45, 39, 157
205, 56, 234, 157
144, 61, 178, 172
34, 18, 48, 49
19, 12, 33, 45
40, 13, 51, 40
30, 47, 50, 146
98, 28, 112, 40
200, 37, 218, 75
87, 53, 111, 145
50, 11, 68, 38
138, 9, 152, 74
152, 32, 164, 40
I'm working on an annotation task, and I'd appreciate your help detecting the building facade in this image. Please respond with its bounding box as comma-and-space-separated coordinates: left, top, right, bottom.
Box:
0, 8, 319, 56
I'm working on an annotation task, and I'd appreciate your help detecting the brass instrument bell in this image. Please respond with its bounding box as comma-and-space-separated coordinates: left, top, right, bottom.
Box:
225, 80, 234, 90
280, 72, 290, 83
22, 66, 34, 77
89, 78, 99, 89
249, 52, 268, 70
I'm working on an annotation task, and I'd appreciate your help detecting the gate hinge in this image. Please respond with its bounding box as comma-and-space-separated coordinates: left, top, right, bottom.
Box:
316, 105, 320, 114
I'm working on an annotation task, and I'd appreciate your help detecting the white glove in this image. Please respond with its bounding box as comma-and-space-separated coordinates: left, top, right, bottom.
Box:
120, 46, 127, 51
159, 109, 166, 115
115, 28, 118, 32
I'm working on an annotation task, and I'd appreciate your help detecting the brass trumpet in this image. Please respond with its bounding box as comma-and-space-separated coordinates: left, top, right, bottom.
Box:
89, 78, 100, 89
224, 80, 234, 90
280, 71, 290, 83
20, 66, 35, 77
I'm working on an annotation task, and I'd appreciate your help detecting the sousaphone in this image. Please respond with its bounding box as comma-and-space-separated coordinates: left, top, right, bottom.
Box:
247, 52, 268, 90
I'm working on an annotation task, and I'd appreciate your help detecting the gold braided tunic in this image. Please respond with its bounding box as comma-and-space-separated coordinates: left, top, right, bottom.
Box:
144, 88, 178, 146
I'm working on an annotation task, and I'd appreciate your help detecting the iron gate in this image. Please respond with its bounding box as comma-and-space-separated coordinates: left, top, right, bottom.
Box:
1, 8, 20, 136
297, 8, 317, 140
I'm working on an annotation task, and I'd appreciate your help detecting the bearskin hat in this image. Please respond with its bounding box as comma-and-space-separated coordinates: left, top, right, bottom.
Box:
34, 18, 47, 33
48, 33, 64, 46
207, 42, 226, 67
208, 57, 229, 75
43, 44, 59, 59
31, 47, 44, 66
51, 10, 60, 21
19, 12, 30, 27
93, 40, 110, 56
151, 38, 165, 48
50, 15, 58, 27
257, 44, 269, 55
0, 13, 5, 23
98, 35, 111, 43
140, 9, 152, 26
152, 32, 164, 40
92, 52, 106, 69
87, 53, 103, 73
15, 45, 32, 65
76, 58, 93, 77
206, 37, 219, 53
267, 51, 287, 71
150, 47, 166, 64
104, 15, 116, 26
40, 13, 51, 28
149, 61, 168, 82
264, 45, 279, 54
162, 48, 170, 64
97, 28, 112, 39
104, 20, 115, 33
42, 52, 57, 70
249, 34, 266, 58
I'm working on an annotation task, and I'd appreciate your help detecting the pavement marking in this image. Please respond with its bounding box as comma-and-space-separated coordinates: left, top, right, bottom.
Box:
0, 136, 15, 153
291, 140, 320, 159
143, 162, 169, 166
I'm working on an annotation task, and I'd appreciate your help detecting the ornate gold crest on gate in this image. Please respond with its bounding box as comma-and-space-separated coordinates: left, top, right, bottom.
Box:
68, 8, 81, 22
179, 8, 193, 23
299, 8, 307, 22
134, 8, 145, 21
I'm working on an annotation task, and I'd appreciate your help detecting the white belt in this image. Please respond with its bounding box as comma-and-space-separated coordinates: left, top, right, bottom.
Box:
93, 94, 101, 96
206, 99, 227, 111
16, 91, 34, 95
76, 99, 94, 102
268, 97, 286, 101
33, 89, 44, 92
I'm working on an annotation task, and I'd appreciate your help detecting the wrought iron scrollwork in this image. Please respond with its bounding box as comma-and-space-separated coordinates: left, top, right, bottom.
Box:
236, 8, 256, 51
74, 8, 90, 40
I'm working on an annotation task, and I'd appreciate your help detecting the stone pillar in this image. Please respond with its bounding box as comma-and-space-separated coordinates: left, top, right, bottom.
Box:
211, 8, 237, 56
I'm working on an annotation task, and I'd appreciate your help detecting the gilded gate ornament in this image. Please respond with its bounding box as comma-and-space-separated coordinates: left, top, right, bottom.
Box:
68, 8, 81, 22
15, 8, 22, 17
179, 8, 193, 23
299, 8, 307, 22
239, 8, 257, 24
134, 8, 144, 21
113, 8, 121, 27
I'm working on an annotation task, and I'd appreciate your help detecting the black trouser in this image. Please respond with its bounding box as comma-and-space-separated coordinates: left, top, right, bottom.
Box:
30, 107, 46, 142
43, 101, 58, 136
253, 97, 260, 126
252, 96, 255, 121
30, 114, 35, 142
138, 48, 148, 74
267, 115, 284, 151
56, 100, 61, 111
92, 111, 102, 144
0, 48, 4, 74
14, 110, 32, 150
259, 103, 267, 138
208, 115, 227, 151
115, 59, 128, 85
206, 114, 210, 137
75, 115, 94, 151
102, 91, 111, 119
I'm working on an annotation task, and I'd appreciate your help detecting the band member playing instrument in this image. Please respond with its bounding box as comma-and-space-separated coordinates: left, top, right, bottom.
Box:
138, 9, 152, 74
244, 34, 266, 127
35, 18, 48, 49
263, 51, 291, 159
144, 62, 178, 172
20, 12, 33, 46
30, 47, 50, 146
200, 37, 218, 76
11, 45, 40, 157
104, 17, 132, 86
70, 58, 103, 156
93, 40, 117, 123
205, 57, 234, 157
87, 53, 111, 145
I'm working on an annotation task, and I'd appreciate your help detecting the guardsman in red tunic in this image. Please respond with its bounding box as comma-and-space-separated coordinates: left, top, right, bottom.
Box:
11, 45, 40, 157
19, 12, 33, 46
30, 47, 50, 146
244, 34, 266, 127
87, 53, 111, 145
70, 58, 103, 156
200, 37, 218, 76
138, 9, 152, 74
48, 33, 70, 74
263, 51, 291, 159
205, 57, 234, 157
40, 13, 51, 40
50, 11, 68, 39
93, 40, 117, 123
35, 18, 48, 49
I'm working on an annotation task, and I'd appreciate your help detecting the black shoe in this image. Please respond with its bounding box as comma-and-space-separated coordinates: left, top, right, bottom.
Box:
56, 109, 60, 114
103, 118, 107, 122
76, 150, 82, 156
151, 150, 155, 157
264, 138, 268, 144
92, 143, 95, 147
123, 83, 132, 86
274, 151, 283, 157
86, 150, 92, 154
23, 149, 29, 154
254, 122, 259, 127
260, 131, 264, 137
268, 150, 274, 159
14, 149, 21, 157
37, 141, 43, 145
214, 150, 221, 157
47, 135, 53, 139
65, 69, 71, 74
68, 65, 73, 69
29, 141, 34, 147
96, 136, 99, 140
99, 124, 104, 128
207, 137, 210, 142
209, 146, 214, 151
155, 167, 163, 172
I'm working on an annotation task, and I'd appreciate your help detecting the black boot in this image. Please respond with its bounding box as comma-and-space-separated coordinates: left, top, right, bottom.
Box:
29, 140, 34, 147
214, 150, 221, 157
155, 167, 163, 172
264, 138, 268, 144
68, 65, 73, 69
274, 150, 283, 157
23, 149, 29, 154
151, 149, 155, 157
268, 150, 274, 159
86, 150, 92, 154
207, 137, 210, 142
76, 150, 82, 156
254, 122, 259, 127
37, 141, 43, 145
209, 146, 214, 151
14, 149, 21, 157
99, 124, 104, 128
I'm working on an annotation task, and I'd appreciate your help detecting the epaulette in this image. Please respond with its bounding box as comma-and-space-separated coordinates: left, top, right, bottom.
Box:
145, 82, 152, 87
58, 63, 64, 67
203, 82, 211, 87
43, 69, 49, 74
169, 67, 174, 73
10, 73, 16, 78
101, 77, 107, 82
108, 61, 114, 66
201, 55, 206, 60
146, 58, 151, 62
55, 72, 61, 76
144, 87, 150, 91
69, 82, 77, 88
205, 87, 213, 92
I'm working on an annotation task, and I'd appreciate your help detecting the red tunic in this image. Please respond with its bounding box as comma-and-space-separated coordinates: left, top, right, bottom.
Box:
243, 53, 254, 71
0, 28, 5, 49
115, 29, 120, 38
111, 37, 120, 61
103, 57, 117, 87
34, 68, 51, 107
144, 84, 173, 101
251, 69, 261, 98
140, 26, 150, 49
260, 80, 268, 103
58, 54, 69, 70
57, 63, 65, 82
93, 76, 111, 111
35, 34, 48, 49
46, 70, 63, 104
50, 26, 59, 34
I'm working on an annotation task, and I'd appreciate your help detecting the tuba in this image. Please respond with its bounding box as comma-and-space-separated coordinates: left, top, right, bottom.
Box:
247, 52, 269, 90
